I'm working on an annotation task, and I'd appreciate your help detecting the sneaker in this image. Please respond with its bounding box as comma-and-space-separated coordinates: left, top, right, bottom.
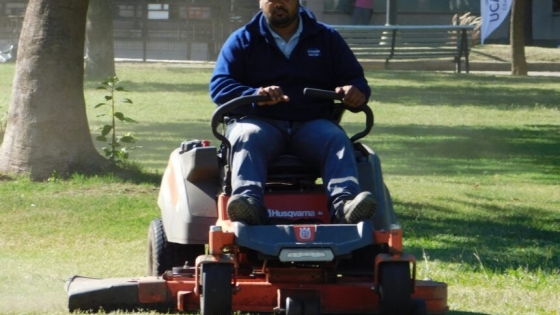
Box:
336, 191, 377, 224
227, 195, 267, 225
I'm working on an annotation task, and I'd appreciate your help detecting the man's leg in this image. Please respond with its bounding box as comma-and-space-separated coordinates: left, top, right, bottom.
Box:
226, 117, 285, 224
352, 8, 370, 25
351, 7, 362, 25
288, 119, 376, 222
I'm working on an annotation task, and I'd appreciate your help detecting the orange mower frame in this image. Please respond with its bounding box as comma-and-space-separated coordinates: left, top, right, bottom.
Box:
65, 90, 448, 315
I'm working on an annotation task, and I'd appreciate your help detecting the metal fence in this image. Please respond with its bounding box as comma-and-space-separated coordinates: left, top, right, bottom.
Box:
0, 0, 260, 61
112, 1, 259, 61
0, 15, 22, 47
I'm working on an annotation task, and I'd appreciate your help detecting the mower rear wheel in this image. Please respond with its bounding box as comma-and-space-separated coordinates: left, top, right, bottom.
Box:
378, 262, 412, 315
200, 263, 233, 315
411, 297, 428, 315
147, 218, 205, 276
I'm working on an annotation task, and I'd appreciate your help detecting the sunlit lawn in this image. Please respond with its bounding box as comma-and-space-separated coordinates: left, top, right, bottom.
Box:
0, 61, 559, 315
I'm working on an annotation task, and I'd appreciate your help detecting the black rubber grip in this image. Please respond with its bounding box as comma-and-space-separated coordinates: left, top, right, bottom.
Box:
303, 88, 343, 101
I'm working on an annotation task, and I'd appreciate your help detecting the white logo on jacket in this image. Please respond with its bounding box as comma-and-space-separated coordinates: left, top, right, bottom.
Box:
307, 48, 321, 57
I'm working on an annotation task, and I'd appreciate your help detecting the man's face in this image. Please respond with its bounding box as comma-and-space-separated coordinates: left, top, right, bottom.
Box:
260, 0, 299, 28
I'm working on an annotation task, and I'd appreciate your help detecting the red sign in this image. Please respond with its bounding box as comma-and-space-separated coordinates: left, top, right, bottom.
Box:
294, 225, 317, 242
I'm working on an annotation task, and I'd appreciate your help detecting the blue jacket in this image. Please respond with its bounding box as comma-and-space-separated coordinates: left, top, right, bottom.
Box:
209, 6, 370, 122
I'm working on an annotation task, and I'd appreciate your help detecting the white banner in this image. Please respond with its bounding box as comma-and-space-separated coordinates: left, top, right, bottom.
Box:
480, 0, 513, 45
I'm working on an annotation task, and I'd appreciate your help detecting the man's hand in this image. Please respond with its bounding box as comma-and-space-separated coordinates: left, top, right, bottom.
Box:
256, 86, 290, 106
335, 85, 366, 108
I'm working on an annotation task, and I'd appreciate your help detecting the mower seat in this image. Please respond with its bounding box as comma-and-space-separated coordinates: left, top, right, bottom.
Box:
265, 155, 321, 191
267, 155, 319, 182
265, 148, 368, 191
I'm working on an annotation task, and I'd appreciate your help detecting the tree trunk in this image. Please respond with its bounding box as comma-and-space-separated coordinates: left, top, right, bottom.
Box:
511, 0, 528, 75
0, 0, 111, 180
85, 0, 116, 81
524, 0, 533, 46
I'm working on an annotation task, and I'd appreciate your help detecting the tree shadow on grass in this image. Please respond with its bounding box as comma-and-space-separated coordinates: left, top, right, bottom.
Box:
94, 121, 215, 172
0, 174, 13, 181
340, 123, 560, 274
448, 311, 491, 315
85, 121, 214, 185
397, 198, 560, 274
345, 123, 560, 180
84, 65, 213, 93
469, 50, 509, 62
85, 79, 210, 94
121, 119, 559, 182
369, 71, 560, 109
325, 313, 490, 315
110, 165, 163, 186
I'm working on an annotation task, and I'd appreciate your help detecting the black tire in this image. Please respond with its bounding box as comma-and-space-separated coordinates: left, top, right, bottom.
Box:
286, 297, 303, 315
411, 298, 428, 315
303, 297, 320, 315
379, 262, 412, 315
200, 263, 233, 315
337, 244, 380, 276
147, 218, 205, 276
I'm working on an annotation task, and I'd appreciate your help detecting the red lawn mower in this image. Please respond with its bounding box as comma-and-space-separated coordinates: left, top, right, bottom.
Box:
66, 88, 448, 314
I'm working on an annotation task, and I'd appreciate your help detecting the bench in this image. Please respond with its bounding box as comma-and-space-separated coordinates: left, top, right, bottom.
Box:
332, 25, 475, 73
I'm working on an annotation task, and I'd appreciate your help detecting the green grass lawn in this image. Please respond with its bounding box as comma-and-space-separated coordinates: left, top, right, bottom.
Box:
469, 44, 560, 63
0, 61, 559, 315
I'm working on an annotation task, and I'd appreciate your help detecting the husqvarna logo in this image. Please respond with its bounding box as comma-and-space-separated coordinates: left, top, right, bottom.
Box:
299, 227, 311, 240
294, 225, 317, 242
268, 209, 316, 218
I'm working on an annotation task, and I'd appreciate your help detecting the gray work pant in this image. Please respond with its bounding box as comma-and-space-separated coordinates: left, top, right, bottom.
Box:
226, 116, 361, 217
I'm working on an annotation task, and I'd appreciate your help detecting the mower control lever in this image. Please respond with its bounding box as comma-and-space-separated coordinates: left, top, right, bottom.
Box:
303, 88, 374, 142
303, 87, 344, 101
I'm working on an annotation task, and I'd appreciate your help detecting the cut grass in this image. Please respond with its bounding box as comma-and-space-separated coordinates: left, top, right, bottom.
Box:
0, 48, 559, 314
0, 178, 154, 313
469, 44, 560, 63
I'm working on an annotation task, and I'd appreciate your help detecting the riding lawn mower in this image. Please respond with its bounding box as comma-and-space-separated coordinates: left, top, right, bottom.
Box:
65, 88, 448, 314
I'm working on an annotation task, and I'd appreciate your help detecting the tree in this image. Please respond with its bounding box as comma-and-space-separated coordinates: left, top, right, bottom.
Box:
524, 0, 533, 46
85, 0, 116, 81
0, 0, 111, 180
510, 0, 528, 75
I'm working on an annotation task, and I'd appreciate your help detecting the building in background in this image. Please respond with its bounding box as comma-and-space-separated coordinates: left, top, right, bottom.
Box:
1, 0, 559, 61
314, 0, 558, 46
0, 0, 25, 45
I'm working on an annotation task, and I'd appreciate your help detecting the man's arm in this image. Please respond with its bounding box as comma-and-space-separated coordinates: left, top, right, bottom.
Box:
335, 85, 367, 108
330, 29, 371, 102
209, 33, 258, 106
255, 86, 290, 106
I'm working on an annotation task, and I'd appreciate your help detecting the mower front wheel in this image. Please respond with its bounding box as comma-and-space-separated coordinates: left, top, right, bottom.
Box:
147, 218, 205, 276
200, 263, 233, 315
378, 262, 412, 315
